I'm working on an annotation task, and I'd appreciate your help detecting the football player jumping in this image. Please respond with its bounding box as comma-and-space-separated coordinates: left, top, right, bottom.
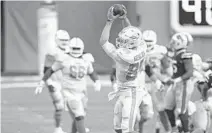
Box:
36, 37, 101, 133
100, 5, 151, 133
35, 30, 70, 133
141, 30, 174, 133
164, 32, 194, 133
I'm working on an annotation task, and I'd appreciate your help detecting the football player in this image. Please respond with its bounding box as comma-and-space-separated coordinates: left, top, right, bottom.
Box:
190, 56, 212, 133
100, 6, 151, 133
36, 37, 101, 133
141, 30, 173, 133
35, 29, 70, 133
164, 32, 194, 133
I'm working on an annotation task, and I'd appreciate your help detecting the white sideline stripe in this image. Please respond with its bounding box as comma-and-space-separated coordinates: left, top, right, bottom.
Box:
1, 75, 109, 82
1, 76, 41, 82
1, 80, 111, 89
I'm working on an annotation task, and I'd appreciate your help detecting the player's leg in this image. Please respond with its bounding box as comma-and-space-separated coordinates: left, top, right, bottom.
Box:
190, 100, 210, 133
175, 81, 193, 133
46, 70, 65, 133
47, 82, 65, 133
164, 85, 178, 132
66, 98, 86, 133
139, 92, 154, 133
152, 85, 171, 133
114, 96, 123, 133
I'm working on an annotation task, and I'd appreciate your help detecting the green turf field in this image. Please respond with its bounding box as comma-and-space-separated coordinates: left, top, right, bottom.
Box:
1, 76, 211, 133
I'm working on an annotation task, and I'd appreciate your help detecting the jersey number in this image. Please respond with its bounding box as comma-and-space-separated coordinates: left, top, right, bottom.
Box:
69, 65, 86, 79
126, 60, 144, 81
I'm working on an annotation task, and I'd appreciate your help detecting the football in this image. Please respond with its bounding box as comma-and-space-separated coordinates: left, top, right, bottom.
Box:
112, 4, 125, 16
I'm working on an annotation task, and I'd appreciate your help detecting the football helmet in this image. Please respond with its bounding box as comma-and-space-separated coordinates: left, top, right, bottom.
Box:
116, 26, 143, 49
69, 37, 84, 58
143, 30, 157, 52
181, 32, 193, 46
55, 30, 70, 51
169, 32, 188, 51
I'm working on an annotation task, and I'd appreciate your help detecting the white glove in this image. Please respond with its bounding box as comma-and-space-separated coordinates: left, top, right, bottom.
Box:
35, 80, 46, 94
174, 77, 182, 83
118, 5, 127, 19
112, 82, 118, 92
94, 80, 101, 92
155, 80, 164, 91
107, 6, 120, 21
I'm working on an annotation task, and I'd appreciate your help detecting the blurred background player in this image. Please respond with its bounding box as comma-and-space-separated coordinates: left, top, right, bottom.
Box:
100, 5, 151, 133
36, 37, 101, 133
142, 30, 173, 133
190, 57, 212, 133
165, 32, 194, 133
35, 29, 70, 133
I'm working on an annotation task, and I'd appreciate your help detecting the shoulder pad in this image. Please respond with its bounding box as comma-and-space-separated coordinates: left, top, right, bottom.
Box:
82, 53, 95, 63
55, 53, 67, 62
181, 52, 193, 59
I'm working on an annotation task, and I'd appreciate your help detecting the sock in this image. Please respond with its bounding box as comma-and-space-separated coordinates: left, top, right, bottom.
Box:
158, 111, 171, 132
54, 110, 62, 127
156, 128, 160, 133
71, 120, 77, 133
179, 111, 190, 132
75, 116, 86, 133
165, 109, 176, 128
115, 129, 122, 133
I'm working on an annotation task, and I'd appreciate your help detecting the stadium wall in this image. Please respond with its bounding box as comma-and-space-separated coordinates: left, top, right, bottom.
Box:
2, 1, 212, 75
127, 1, 212, 60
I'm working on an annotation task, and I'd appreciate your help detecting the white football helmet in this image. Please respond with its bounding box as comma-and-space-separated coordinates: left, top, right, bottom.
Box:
55, 30, 70, 51
116, 26, 143, 49
69, 37, 84, 58
169, 32, 188, 51
143, 30, 157, 51
181, 32, 193, 46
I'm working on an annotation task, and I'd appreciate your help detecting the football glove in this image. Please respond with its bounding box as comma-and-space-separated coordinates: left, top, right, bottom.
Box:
107, 6, 120, 21
118, 5, 127, 19
35, 80, 46, 94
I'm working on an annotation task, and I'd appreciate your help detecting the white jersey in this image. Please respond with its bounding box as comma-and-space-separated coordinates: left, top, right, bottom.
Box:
146, 44, 168, 69
102, 41, 147, 89
44, 47, 66, 67
52, 54, 94, 93
44, 47, 67, 84
145, 44, 173, 81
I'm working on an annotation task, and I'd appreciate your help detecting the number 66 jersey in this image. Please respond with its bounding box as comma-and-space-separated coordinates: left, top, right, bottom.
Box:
52, 53, 94, 95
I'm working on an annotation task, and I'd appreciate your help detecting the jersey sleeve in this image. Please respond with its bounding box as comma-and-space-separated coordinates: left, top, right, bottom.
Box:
181, 52, 193, 60
82, 53, 95, 63
87, 62, 94, 74
102, 41, 118, 60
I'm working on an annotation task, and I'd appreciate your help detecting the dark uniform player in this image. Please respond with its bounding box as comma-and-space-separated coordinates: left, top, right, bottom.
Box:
164, 32, 194, 133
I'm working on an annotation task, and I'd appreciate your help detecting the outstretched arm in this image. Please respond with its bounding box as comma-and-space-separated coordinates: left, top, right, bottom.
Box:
99, 20, 113, 46
122, 17, 131, 28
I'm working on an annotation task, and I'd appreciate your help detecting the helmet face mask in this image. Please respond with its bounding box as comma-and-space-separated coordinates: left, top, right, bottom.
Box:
116, 26, 143, 50
69, 37, 84, 58
143, 30, 157, 52
170, 33, 188, 51
55, 30, 70, 51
